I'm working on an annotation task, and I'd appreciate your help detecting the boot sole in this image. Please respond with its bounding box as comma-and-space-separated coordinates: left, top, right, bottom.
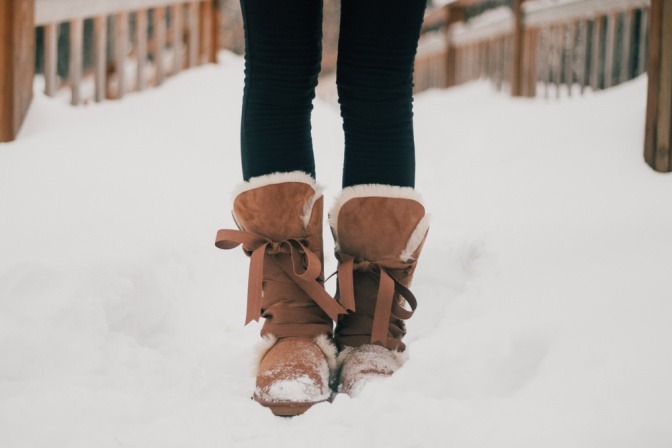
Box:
253, 394, 332, 417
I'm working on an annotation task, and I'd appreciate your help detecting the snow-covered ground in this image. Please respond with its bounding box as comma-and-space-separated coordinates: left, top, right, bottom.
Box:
1, 52, 671, 448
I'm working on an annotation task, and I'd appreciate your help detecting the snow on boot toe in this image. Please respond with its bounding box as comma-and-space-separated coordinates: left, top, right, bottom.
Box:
337, 344, 407, 396
254, 337, 332, 415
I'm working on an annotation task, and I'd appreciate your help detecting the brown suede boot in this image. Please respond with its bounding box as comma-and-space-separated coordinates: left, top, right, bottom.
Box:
329, 185, 429, 396
215, 172, 345, 416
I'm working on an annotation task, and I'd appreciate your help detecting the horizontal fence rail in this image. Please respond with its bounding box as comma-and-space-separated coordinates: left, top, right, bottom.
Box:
36, 0, 219, 105
36, 0, 191, 25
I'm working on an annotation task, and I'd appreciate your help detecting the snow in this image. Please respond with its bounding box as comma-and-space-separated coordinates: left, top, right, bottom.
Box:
1, 51, 671, 447
260, 375, 329, 403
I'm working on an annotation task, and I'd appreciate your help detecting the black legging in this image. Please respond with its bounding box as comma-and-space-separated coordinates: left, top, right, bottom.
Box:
239, 0, 426, 188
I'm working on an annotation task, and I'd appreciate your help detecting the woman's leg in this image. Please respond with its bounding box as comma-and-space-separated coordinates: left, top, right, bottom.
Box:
336, 0, 427, 188
239, 0, 323, 180
227, 1, 338, 417
331, 0, 429, 397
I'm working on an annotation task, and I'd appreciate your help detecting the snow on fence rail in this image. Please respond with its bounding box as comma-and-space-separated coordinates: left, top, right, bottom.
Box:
36, 0, 219, 106
414, 0, 672, 173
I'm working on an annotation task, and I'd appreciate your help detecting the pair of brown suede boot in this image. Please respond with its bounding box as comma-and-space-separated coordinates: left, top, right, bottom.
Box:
215, 172, 429, 416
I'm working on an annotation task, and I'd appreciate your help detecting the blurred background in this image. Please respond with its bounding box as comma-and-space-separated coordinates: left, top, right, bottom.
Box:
2, 0, 669, 172
32, 0, 516, 78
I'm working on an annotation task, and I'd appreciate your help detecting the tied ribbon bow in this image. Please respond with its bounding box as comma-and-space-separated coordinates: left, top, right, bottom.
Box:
337, 253, 418, 347
215, 228, 347, 325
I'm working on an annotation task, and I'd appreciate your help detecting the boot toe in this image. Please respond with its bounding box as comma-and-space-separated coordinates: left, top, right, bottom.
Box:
254, 337, 332, 415
337, 344, 408, 396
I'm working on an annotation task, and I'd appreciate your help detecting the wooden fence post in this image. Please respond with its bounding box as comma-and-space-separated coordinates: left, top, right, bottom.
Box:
187, 2, 200, 68
114, 12, 129, 99
93, 16, 107, 102
136, 10, 148, 91
69, 18, 83, 105
564, 21, 576, 97
590, 16, 603, 91
444, 5, 465, 88
604, 12, 617, 88
511, 0, 525, 96
0, 0, 35, 142
620, 9, 634, 83
170, 4, 184, 73
644, 0, 672, 172
44, 23, 58, 97
210, 0, 220, 63
155, 7, 167, 85
521, 27, 538, 97
578, 19, 590, 94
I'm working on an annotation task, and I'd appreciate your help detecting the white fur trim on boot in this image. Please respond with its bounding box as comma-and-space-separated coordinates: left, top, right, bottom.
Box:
233, 171, 324, 229
314, 334, 339, 375
399, 214, 431, 262
252, 334, 278, 376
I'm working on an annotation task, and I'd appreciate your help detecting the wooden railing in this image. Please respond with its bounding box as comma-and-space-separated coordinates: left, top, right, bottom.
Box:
414, 0, 672, 173
35, 0, 220, 105
415, 0, 649, 96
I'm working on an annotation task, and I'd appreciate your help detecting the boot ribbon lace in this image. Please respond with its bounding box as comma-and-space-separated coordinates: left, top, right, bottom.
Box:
336, 253, 418, 347
215, 228, 347, 324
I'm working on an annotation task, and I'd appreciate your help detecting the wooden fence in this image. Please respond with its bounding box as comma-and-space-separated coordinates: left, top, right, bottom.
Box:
414, 0, 671, 172
415, 0, 650, 96
1, 0, 218, 142
37, 0, 219, 104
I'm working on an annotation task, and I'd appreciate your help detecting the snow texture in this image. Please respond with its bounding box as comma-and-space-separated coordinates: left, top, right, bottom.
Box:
1, 51, 671, 447
262, 375, 327, 402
